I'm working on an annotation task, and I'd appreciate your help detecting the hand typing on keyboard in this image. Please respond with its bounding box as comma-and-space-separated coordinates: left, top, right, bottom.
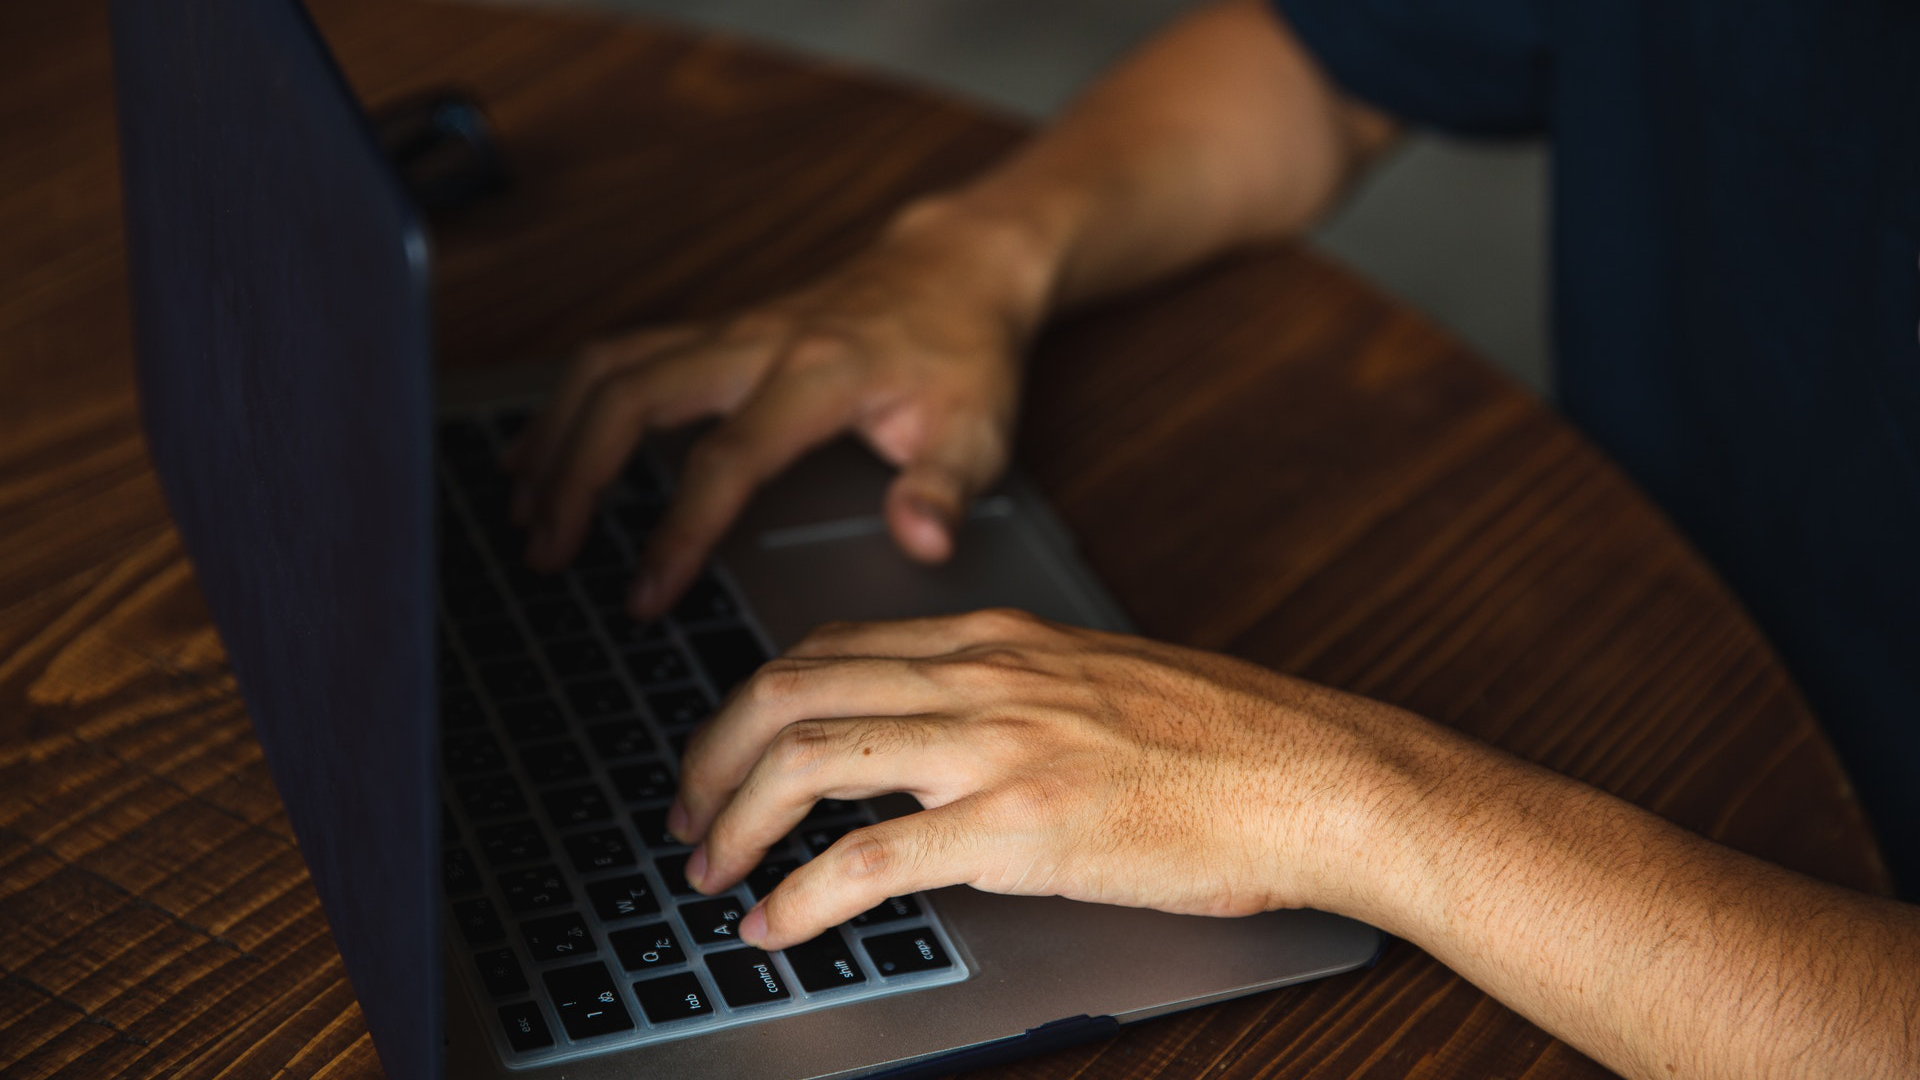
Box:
498, 199, 1055, 620
666, 606, 1430, 951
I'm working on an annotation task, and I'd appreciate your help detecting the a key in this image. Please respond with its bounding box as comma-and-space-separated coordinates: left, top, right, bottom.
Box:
440, 686, 486, 729
496, 1000, 553, 1052
442, 847, 482, 895
800, 822, 854, 855
498, 700, 568, 743
686, 625, 767, 695
520, 740, 590, 784
678, 896, 748, 946
862, 929, 952, 976
475, 820, 548, 866
645, 686, 710, 728
520, 912, 593, 961
522, 597, 596, 639
631, 971, 713, 1024
456, 775, 528, 821
671, 574, 739, 625
443, 730, 506, 777
705, 947, 790, 1007
745, 858, 798, 901
608, 760, 673, 802
543, 636, 613, 679
452, 896, 506, 945
632, 806, 681, 850
563, 828, 637, 874
543, 961, 634, 1039
474, 947, 529, 997
588, 719, 655, 761
499, 865, 571, 913
851, 895, 919, 928
782, 929, 866, 993
478, 658, 547, 701
653, 853, 698, 896
586, 874, 659, 922
542, 783, 612, 827
623, 646, 690, 686
610, 922, 683, 971
565, 678, 633, 721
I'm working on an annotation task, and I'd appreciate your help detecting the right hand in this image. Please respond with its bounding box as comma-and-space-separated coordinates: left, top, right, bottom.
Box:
501, 201, 1054, 618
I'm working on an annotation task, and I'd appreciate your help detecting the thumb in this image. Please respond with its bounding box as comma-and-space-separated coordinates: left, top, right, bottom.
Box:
884, 462, 966, 564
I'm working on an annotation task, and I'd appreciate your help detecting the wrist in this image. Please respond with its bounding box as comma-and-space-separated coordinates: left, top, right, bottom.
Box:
882, 191, 1077, 343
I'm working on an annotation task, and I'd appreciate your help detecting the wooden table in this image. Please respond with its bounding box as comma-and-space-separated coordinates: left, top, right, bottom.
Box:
0, 1, 1892, 1078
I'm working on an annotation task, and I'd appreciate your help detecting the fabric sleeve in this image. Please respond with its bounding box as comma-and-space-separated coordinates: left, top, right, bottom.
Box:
1271, 0, 1555, 138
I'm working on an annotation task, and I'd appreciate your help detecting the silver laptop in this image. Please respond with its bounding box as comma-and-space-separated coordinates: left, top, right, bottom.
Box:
108, 2, 1381, 1078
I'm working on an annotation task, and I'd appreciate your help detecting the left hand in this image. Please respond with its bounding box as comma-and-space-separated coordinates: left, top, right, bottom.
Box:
668, 608, 1425, 950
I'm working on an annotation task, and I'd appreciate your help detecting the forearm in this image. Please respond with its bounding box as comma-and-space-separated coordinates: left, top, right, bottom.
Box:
887, 0, 1397, 320
1338, 718, 1920, 1080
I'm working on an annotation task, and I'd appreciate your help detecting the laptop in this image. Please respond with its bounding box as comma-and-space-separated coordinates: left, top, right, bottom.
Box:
107, 2, 1382, 1078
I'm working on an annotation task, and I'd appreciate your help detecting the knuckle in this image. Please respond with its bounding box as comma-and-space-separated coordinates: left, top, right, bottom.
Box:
768, 720, 835, 775
742, 658, 808, 704
966, 607, 1042, 638
833, 829, 894, 881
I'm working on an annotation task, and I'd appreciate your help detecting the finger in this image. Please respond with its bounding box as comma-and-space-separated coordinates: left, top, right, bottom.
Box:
506, 326, 704, 516
673, 657, 949, 841
881, 420, 1007, 565
784, 607, 1051, 661
523, 342, 763, 570
690, 713, 971, 894
632, 366, 861, 617
740, 801, 995, 950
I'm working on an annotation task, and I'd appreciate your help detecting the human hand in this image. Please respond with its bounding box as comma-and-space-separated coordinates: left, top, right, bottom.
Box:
501, 202, 1055, 619
667, 608, 1423, 949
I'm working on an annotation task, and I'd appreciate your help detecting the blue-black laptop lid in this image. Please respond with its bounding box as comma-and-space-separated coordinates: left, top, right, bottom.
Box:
109, 2, 438, 1077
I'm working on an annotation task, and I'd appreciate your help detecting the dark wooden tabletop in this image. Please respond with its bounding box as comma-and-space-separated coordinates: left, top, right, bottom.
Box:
0, 1, 1891, 1078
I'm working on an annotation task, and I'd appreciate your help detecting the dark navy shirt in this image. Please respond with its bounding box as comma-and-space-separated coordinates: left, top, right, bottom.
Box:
1273, 0, 1920, 894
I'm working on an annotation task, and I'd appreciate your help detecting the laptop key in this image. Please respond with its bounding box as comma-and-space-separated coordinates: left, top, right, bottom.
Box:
440, 686, 486, 729
645, 686, 709, 728
542, 783, 612, 827
496, 1000, 553, 1052
522, 597, 596, 639
474, 947, 529, 997
478, 658, 548, 701
851, 895, 920, 928
586, 874, 659, 922
783, 929, 866, 993
653, 853, 698, 896
443, 730, 506, 776
499, 700, 569, 743
632, 971, 714, 1024
521, 912, 594, 961
458, 616, 525, 660
623, 646, 689, 687
521, 741, 590, 785
800, 822, 855, 856
608, 760, 674, 802
599, 608, 667, 649
456, 775, 528, 820
678, 896, 748, 946
863, 929, 952, 976
544, 961, 635, 1039
499, 865, 572, 913
745, 858, 798, 901
544, 636, 613, 679
476, 820, 548, 866
588, 719, 655, 761
687, 625, 767, 695
563, 828, 637, 874
705, 947, 790, 1007
610, 922, 683, 971
632, 806, 680, 850
442, 847, 482, 895
565, 678, 633, 722
671, 574, 739, 625
453, 897, 506, 945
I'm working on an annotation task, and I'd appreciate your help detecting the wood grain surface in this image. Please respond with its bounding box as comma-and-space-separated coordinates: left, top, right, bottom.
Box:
0, 2, 1890, 1079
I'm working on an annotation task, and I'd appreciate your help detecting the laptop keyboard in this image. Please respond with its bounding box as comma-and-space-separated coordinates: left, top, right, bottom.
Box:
436, 406, 967, 1067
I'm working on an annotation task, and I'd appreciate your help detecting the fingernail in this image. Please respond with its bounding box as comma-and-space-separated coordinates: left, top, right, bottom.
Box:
666, 800, 690, 842
738, 905, 767, 947
685, 845, 708, 892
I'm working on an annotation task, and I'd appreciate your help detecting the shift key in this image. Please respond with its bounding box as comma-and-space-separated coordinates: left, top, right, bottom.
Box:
783, 929, 866, 993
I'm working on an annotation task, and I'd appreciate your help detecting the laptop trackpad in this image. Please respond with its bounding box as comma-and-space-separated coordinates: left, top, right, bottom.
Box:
719, 506, 1108, 649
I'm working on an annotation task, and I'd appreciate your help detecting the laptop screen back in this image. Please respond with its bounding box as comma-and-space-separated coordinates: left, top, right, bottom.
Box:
110, 2, 438, 1076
